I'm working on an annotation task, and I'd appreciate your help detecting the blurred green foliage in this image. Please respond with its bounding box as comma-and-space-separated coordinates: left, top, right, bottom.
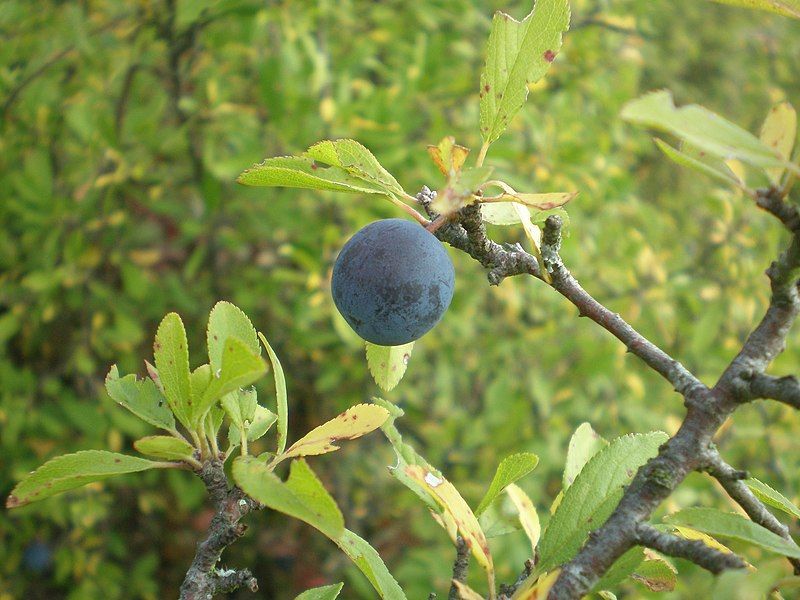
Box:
2, 0, 800, 598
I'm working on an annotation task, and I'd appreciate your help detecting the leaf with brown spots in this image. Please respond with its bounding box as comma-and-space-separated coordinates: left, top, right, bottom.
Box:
6, 450, 160, 508
404, 465, 495, 593
153, 312, 192, 429
479, 0, 571, 144
365, 341, 415, 392
427, 136, 470, 177
278, 404, 389, 461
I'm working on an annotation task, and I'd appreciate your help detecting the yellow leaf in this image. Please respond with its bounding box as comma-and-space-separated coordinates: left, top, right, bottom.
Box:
279, 404, 389, 460
427, 136, 470, 176
511, 569, 561, 600
506, 484, 541, 553
452, 580, 484, 600
760, 102, 797, 185
405, 465, 495, 594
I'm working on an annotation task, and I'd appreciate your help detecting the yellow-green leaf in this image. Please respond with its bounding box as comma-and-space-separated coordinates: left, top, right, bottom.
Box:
133, 435, 196, 462
280, 404, 389, 460
405, 465, 495, 590
505, 483, 541, 552
105, 365, 175, 433
479, 0, 571, 144
451, 581, 484, 600
760, 102, 797, 184
259, 332, 289, 455
153, 312, 192, 429
7, 451, 160, 508
476, 452, 540, 516
366, 341, 414, 392
427, 136, 470, 176
207, 301, 260, 373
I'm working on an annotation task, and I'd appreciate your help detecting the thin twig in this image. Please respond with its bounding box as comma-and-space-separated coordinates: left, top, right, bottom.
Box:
448, 536, 472, 600
636, 523, 747, 572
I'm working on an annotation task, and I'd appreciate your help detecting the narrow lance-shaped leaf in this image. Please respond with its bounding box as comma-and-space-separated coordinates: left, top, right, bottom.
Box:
479, 0, 571, 145
134, 436, 196, 462
653, 139, 746, 189
105, 365, 175, 433
745, 477, 800, 520
405, 465, 495, 592
153, 313, 192, 429
366, 341, 414, 392
278, 404, 389, 461
476, 452, 540, 516
207, 301, 260, 373
621, 90, 798, 174
707, 0, 800, 19
7, 451, 162, 508
259, 332, 289, 454
664, 507, 800, 559
505, 483, 541, 552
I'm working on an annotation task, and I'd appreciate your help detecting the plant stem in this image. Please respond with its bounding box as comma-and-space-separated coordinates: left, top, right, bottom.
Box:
475, 141, 490, 168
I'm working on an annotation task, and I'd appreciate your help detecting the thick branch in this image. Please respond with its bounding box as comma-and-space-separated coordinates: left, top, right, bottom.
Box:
180, 460, 261, 599
635, 523, 746, 572
749, 373, 800, 409
418, 190, 704, 399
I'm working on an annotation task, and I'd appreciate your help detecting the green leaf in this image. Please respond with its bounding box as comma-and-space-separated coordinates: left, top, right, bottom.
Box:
6, 451, 160, 508
631, 555, 677, 592
712, 561, 786, 600
593, 547, 645, 592
664, 507, 800, 559
475, 452, 540, 515
153, 313, 193, 429
246, 405, 278, 442
505, 483, 541, 552
237, 155, 388, 195
133, 436, 196, 462
479, 0, 571, 144
105, 365, 175, 432
538, 431, 669, 571
366, 342, 415, 392
204, 405, 225, 442
745, 478, 800, 520
306, 139, 406, 199
232, 457, 405, 599
294, 583, 344, 600
334, 529, 406, 600
190, 364, 213, 404
280, 404, 389, 461
653, 139, 746, 188
760, 102, 798, 184
563, 422, 608, 489
707, 0, 800, 19
259, 332, 289, 455
195, 337, 267, 427
220, 388, 258, 430
207, 301, 260, 374
232, 456, 345, 540
431, 165, 495, 215
621, 90, 798, 174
